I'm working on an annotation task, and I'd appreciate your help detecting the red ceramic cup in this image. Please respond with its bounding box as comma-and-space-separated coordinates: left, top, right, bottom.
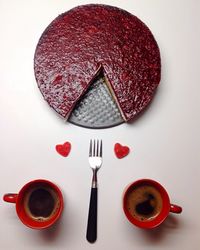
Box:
123, 179, 182, 229
3, 179, 64, 229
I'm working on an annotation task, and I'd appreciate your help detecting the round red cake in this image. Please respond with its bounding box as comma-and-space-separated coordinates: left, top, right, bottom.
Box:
34, 4, 161, 121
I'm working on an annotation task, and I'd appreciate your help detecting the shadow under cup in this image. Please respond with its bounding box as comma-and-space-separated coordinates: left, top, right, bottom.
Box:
123, 179, 182, 229
4, 180, 64, 229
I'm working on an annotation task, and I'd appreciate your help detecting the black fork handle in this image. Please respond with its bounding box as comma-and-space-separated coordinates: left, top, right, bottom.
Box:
86, 187, 97, 243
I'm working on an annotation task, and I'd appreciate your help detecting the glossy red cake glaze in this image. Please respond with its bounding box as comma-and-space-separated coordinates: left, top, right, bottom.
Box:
34, 4, 161, 121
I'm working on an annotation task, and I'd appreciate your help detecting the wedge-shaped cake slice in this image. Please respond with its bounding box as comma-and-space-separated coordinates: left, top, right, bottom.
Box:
34, 4, 161, 121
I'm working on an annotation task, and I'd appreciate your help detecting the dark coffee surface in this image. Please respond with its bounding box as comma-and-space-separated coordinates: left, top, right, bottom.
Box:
28, 188, 55, 218
126, 185, 163, 222
135, 193, 155, 216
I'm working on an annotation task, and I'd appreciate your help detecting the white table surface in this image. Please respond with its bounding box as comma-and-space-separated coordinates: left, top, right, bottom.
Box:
0, 0, 200, 249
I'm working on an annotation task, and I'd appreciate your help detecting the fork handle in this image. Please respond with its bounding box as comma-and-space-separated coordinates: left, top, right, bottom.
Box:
86, 187, 97, 243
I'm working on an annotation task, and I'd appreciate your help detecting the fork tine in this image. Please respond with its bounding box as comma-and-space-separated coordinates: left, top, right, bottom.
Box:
96, 140, 99, 156
100, 140, 102, 157
93, 139, 96, 156
89, 139, 92, 157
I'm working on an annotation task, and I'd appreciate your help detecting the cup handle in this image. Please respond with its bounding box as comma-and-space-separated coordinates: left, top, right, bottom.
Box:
170, 203, 182, 214
3, 193, 18, 203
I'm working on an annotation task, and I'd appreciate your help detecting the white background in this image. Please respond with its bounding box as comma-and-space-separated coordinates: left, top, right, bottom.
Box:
0, 0, 199, 249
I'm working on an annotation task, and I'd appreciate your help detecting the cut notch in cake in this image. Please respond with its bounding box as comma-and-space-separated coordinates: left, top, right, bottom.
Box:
68, 71, 124, 129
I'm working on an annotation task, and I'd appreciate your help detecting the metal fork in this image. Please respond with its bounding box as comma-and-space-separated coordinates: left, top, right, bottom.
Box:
86, 139, 103, 243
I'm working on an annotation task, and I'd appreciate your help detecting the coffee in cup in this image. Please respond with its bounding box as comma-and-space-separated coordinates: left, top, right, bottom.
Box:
3, 179, 64, 229
24, 185, 60, 222
123, 179, 182, 229
126, 184, 163, 222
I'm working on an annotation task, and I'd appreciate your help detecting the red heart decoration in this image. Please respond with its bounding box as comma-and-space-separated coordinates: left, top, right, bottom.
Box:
114, 143, 130, 159
55, 142, 71, 157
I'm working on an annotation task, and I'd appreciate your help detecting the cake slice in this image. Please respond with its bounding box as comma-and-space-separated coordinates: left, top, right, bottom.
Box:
34, 4, 161, 121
